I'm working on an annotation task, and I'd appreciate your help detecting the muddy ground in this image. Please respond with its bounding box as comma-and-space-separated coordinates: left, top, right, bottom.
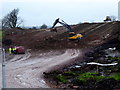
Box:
44, 42, 120, 89
1, 21, 120, 89
3, 49, 82, 88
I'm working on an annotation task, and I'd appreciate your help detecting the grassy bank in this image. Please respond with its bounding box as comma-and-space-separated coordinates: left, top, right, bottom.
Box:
0, 30, 2, 41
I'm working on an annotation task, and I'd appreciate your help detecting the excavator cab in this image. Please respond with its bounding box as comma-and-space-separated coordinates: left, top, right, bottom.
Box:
68, 33, 83, 40
69, 32, 76, 37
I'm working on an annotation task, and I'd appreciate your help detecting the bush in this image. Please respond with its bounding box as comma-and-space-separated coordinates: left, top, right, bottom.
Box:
40, 24, 47, 29
78, 72, 113, 82
112, 73, 120, 81
56, 74, 68, 83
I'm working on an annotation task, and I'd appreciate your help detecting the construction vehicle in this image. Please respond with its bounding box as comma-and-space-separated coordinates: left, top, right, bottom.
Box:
51, 18, 83, 41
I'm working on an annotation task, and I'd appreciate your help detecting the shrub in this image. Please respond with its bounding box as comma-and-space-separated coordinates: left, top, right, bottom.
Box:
56, 74, 68, 83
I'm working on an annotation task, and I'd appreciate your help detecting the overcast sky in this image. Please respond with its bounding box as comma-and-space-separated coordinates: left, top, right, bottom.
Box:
0, 0, 119, 27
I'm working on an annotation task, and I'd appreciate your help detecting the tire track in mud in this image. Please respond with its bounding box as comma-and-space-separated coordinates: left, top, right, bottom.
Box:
8, 51, 31, 62
6, 49, 80, 88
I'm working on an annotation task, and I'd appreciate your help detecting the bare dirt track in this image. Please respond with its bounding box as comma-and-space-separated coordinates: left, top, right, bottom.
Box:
6, 49, 81, 88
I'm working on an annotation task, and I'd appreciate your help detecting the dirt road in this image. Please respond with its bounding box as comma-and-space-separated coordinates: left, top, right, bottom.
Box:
5, 49, 80, 88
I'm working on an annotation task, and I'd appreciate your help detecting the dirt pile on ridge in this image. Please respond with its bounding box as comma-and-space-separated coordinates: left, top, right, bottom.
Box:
3, 21, 120, 50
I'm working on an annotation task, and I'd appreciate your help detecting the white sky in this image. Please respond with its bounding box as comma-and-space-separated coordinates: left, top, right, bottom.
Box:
0, 0, 120, 27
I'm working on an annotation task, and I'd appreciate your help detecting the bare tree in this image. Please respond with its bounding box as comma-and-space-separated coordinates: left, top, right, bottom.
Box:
2, 8, 23, 29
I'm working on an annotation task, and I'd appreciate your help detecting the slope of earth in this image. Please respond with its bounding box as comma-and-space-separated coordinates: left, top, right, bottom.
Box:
3, 21, 120, 50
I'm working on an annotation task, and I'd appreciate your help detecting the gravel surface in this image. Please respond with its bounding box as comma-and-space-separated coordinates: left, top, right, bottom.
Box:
5, 49, 80, 88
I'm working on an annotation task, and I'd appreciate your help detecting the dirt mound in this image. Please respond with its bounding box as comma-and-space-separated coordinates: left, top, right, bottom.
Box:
3, 21, 120, 50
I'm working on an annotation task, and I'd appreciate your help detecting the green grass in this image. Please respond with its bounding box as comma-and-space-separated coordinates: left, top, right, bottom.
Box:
55, 72, 120, 84
0, 30, 5, 41
64, 71, 78, 76
78, 72, 114, 82
108, 56, 120, 60
112, 73, 120, 81
0, 30, 2, 41
78, 72, 120, 83
56, 74, 68, 83
78, 72, 96, 82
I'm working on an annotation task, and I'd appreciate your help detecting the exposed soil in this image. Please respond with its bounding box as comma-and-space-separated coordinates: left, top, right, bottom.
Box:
5, 49, 81, 88
1, 21, 120, 88
3, 21, 120, 50
44, 42, 120, 89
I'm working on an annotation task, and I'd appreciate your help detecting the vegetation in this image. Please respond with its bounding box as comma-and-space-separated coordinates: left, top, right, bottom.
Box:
40, 24, 48, 29
108, 56, 120, 60
56, 74, 68, 83
0, 30, 3, 41
104, 15, 117, 22
54, 71, 120, 85
2, 8, 23, 29
78, 72, 113, 82
112, 73, 120, 81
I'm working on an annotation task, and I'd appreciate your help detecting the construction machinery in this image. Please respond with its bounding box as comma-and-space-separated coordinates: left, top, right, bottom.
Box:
51, 18, 83, 41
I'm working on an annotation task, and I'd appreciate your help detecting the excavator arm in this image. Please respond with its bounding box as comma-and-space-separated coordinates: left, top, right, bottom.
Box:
51, 18, 73, 32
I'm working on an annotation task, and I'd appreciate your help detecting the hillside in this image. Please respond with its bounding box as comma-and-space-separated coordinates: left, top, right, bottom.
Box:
3, 21, 120, 50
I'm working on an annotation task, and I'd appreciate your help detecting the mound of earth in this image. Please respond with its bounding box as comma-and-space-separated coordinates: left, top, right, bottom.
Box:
3, 21, 120, 50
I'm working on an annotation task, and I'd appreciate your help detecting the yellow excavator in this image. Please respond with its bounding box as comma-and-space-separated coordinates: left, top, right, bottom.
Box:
51, 18, 83, 41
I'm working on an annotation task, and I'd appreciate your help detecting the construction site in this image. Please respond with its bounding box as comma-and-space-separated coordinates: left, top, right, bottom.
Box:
1, 19, 120, 89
